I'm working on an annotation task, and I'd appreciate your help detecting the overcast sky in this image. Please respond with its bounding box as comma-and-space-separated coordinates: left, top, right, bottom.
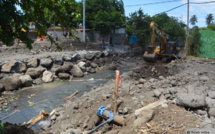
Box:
123, 0, 215, 27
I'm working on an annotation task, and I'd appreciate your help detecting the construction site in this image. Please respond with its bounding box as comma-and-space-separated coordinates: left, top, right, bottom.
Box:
0, 38, 214, 134
1, 0, 215, 134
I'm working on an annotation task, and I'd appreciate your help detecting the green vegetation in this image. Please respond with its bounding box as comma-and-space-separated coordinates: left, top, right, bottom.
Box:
207, 24, 215, 31
188, 26, 201, 56
0, 0, 81, 48
125, 11, 185, 46
0, 121, 5, 133
190, 15, 198, 26
125, 9, 151, 46
206, 13, 214, 26
85, 0, 125, 35
152, 13, 186, 41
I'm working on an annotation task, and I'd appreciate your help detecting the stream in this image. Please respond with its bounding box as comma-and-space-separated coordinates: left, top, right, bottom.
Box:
0, 65, 134, 130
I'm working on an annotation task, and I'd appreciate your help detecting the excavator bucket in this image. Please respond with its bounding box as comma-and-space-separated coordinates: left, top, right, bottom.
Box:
143, 51, 157, 62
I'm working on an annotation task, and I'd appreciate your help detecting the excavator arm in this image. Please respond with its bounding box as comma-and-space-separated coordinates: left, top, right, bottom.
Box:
143, 21, 167, 62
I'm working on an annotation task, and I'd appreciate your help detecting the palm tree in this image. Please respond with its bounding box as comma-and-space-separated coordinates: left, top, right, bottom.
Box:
190, 15, 197, 26
206, 13, 214, 26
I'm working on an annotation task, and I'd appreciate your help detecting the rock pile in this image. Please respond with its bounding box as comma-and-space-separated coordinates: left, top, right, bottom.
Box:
0, 51, 118, 93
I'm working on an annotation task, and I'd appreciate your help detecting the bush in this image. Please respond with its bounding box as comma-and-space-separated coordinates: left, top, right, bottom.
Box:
188, 26, 201, 56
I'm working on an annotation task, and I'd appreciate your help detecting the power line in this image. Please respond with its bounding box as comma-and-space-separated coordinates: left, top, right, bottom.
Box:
154, 3, 187, 16
190, 1, 215, 4
125, 0, 181, 7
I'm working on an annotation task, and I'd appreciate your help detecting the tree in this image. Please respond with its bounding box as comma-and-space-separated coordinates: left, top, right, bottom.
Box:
0, 0, 80, 49
0, 0, 33, 48
44, 0, 81, 37
188, 26, 201, 56
125, 9, 151, 46
152, 13, 186, 41
206, 13, 214, 26
190, 15, 198, 26
207, 24, 215, 30
84, 0, 125, 35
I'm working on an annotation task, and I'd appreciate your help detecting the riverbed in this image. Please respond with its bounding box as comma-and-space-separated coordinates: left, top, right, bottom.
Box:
0, 64, 134, 131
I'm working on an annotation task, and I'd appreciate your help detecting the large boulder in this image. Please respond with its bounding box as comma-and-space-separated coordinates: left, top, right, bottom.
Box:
19, 75, 33, 87
77, 61, 86, 69
58, 73, 70, 80
102, 51, 109, 57
51, 63, 73, 75
27, 58, 39, 68
208, 91, 215, 99
93, 58, 101, 67
61, 63, 73, 73
71, 64, 83, 77
208, 108, 215, 117
40, 58, 53, 68
176, 93, 206, 108
90, 62, 98, 68
85, 53, 95, 60
1, 61, 27, 73
70, 53, 81, 62
55, 57, 64, 65
76, 50, 87, 59
205, 97, 215, 108
3, 76, 22, 91
87, 67, 96, 73
95, 51, 103, 58
38, 120, 51, 130
77, 61, 86, 71
62, 54, 72, 61
0, 83, 4, 92
26, 67, 46, 79
42, 71, 54, 83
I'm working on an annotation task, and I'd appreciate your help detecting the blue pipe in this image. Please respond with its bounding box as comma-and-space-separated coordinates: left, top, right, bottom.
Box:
87, 119, 112, 134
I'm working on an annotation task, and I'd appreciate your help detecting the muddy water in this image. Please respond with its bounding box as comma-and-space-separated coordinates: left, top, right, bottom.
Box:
0, 66, 133, 128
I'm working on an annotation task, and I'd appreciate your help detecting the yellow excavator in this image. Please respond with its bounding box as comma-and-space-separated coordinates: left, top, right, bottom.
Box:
143, 21, 180, 62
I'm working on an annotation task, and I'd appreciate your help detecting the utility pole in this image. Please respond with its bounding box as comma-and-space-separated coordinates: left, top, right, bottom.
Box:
185, 0, 189, 56
83, 0, 86, 42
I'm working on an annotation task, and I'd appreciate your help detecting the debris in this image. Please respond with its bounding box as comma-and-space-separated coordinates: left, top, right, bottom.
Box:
49, 109, 57, 117
27, 94, 36, 98
0, 109, 20, 121
0, 97, 8, 101
135, 99, 167, 116
113, 70, 121, 113
63, 90, 78, 101
28, 99, 48, 106
98, 105, 125, 126
88, 105, 125, 134
23, 110, 49, 127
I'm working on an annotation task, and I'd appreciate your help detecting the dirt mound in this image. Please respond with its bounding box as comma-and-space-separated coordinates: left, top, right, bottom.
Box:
125, 60, 185, 81
130, 65, 169, 80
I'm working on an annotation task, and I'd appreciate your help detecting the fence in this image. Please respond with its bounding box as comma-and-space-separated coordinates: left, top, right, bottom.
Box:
199, 30, 215, 58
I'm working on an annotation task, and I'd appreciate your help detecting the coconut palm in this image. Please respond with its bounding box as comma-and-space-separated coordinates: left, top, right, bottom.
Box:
190, 15, 198, 25
206, 13, 214, 26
